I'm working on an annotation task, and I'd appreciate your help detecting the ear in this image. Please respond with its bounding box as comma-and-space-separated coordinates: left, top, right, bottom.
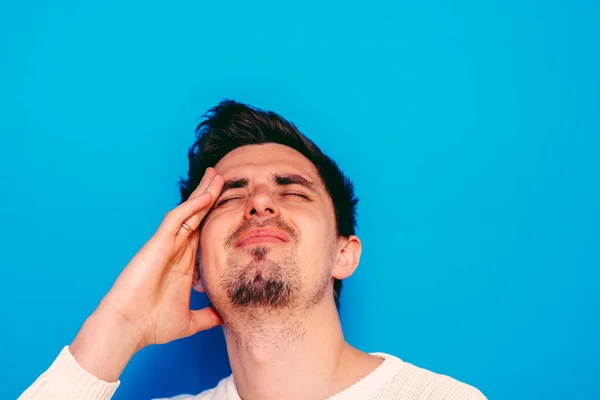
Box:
332, 235, 362, 280
192, 257, 206, 293
193, 278, 206, 293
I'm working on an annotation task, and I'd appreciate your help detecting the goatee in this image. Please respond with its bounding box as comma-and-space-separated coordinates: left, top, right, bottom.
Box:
223, 245, 301, 308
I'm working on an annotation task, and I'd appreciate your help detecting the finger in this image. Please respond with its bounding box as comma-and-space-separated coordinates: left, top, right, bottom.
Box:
189, 167, 217, 198
160, 191, 213, 236
182, 174, 224, 231
187, 307, 222, 336
160, 168, 214, 235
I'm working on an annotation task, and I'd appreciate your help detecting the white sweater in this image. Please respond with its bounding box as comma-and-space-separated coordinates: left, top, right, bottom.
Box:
19, 346, 486, 400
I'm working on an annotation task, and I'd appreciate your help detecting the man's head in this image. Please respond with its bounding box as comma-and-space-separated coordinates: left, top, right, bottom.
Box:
179, 100, 360, 314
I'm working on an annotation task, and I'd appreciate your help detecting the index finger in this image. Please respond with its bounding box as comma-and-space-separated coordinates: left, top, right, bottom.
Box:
182, 173, 225, 232
161, 173, 224, 235
189, 167, 218, 199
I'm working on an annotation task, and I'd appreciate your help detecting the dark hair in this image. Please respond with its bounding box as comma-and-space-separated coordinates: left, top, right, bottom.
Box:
179, 99, 358, 309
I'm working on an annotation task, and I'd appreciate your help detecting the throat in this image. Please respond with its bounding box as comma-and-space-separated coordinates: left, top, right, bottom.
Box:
224, 307, 307, 352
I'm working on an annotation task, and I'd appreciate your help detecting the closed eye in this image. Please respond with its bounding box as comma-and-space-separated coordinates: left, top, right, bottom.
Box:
217, 193, 308, 207
283, 193, 308, 199
216, 197, 244, 207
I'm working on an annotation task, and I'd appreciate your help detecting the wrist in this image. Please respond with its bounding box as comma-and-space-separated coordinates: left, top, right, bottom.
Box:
70, 308, 143, 382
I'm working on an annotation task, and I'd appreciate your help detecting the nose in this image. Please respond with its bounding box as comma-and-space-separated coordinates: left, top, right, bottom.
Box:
244, 185, 281, 220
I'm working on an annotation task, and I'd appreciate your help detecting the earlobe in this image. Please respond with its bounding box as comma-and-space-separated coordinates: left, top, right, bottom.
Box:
332, 235, 362, 280
193, 259, 206, 293
193, 279, 205, 293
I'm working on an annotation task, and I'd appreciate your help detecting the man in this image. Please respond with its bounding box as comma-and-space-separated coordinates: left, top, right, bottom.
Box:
19, 100, 486, 399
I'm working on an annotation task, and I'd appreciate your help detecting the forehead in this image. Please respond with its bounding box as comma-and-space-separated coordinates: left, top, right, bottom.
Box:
213, 143, 320, 180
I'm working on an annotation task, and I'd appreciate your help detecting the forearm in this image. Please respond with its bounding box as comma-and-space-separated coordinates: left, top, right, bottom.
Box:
69, 306, 142, 383
18, 344, 121, 400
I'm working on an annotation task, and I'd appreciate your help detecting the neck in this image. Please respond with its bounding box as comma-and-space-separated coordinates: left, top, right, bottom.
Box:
222, 299, 376, 400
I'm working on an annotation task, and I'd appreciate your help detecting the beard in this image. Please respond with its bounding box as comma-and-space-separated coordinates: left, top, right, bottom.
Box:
200, 218, 330, 320
222, 245, 301, 309
211, 243, 330, 351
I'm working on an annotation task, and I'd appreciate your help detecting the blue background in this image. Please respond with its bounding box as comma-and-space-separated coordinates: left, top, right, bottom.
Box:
1, 1, 599, 399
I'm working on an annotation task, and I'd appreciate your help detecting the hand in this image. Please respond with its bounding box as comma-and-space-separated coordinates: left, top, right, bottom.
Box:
70, 167, 224, 381
102, 167, 224, 348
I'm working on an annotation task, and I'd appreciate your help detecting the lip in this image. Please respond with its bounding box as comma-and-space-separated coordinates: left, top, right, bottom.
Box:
235, 228, 290, 247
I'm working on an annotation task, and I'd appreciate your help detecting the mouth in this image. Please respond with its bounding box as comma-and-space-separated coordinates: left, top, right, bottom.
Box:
235, 228, 290, 247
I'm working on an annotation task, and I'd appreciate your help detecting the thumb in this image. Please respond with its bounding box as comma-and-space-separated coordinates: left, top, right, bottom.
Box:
187, 307, 223, 335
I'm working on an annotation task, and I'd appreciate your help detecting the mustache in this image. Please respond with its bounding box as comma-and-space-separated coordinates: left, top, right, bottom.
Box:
225, 218, 299, 248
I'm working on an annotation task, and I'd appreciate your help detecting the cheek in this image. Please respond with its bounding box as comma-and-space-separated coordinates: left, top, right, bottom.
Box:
199, 218, 230, 279
294, 210, 338, 267
200, 208, 237, 249
299, 204, 336, 238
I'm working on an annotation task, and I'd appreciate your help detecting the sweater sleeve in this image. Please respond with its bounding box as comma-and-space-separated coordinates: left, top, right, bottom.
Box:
18, 346, 120, 400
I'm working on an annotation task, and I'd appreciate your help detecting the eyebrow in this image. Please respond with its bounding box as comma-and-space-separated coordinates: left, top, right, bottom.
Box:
220, 174, 320, 196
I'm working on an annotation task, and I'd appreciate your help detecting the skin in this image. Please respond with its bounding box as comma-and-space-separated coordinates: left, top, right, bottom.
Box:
68, 143, 381, 399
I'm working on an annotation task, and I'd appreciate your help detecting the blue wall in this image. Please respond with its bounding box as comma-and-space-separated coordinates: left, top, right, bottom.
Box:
1, 1, 599, 399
